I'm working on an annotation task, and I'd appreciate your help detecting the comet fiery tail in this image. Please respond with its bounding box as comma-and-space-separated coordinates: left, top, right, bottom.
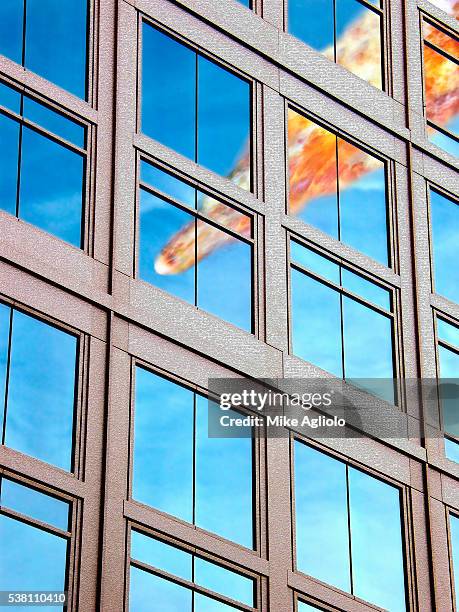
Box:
155, 0, 459, 276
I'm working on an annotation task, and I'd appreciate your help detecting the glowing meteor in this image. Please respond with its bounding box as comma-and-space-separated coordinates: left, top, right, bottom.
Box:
154, 1, 458, 276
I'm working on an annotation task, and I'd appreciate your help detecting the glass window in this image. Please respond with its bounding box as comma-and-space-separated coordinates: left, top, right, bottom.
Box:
138, 161, 253, 332
450, 514, 459, 612
0, 478, 70, 606
430, 188, 459, 303
423, 20, 459, 156
288, 0, 383, 89
294, 441, 406, 611
437, 317, 459, 461
290, 240, 395, 401
0, 0, 88, 99
0, 81, 86, 247
0, 304, 78, 471
129, 530, 255, 611
288, 109, 388, 265
133, 367, 254, 548
141, 23, 252, 187
298, 602, 322, 612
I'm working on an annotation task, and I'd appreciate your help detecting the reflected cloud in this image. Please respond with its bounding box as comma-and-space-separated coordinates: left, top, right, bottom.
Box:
153, 0, 458, 274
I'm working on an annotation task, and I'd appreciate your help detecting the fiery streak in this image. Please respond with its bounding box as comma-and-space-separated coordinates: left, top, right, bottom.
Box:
155, 1, 459, 275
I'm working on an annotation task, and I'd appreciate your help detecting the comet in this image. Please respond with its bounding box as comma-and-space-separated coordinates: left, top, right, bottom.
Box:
154, 1, 459, 275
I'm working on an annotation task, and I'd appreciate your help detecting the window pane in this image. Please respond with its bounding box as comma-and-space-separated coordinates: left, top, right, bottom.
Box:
195, 396, 253, 548
133, 367, 194, 523
337, 140, 387, 265
0, 1, 24, 65
23, 97, 85, 148
424, 24, 459, 154
194, 593, 239, 611
5, 310, 77, 470
197, 56, 251, 179
142, 23, 196, 160
451, 515, 459, 612
445, 437, 459, 463
349, 467, 406, 612
139, 189, 196, 303
130, 566, 192, 612
0, 82, 21, 113
298, 603, 321, 612
140, 162, 196, 210
439, 345, 459, 378
341, 269, 390, 310
1, 478, 69, 531
342, 297, 394, 401
288, 110, 389, 261
131, 531, 192, 581
290, 242, 340, 285
342, 296, 393, 380
288, 111, 339, 240
0, 113, 19, 217
0, 304, 9, 428
19, 127, 84, 246
195, 556, 254, 606
438, 318, 459, 348
336, 0, 382, 89
430, 189, 459, 303
291, 269, 343, 377
438, 345, 459, 437
294, 441, 351, 592
0, 515, 67, 601
288, 0, 335, 52
197, 225, 252, 331
25, 0, 88, 98
196, 190, 251, 233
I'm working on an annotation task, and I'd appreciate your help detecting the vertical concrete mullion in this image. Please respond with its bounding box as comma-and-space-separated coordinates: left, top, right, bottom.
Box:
262, 83, 293, 611
262, 83, 289, 353
112, 0, 138, 280
261, 0, 284, 30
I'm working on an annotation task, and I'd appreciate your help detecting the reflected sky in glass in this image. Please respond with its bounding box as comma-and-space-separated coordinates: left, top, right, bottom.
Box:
1, 478, 69, 531
131, 531, 192, 580
130, 566, 192, 612
133, 367, 194, 522
438, 329, 459, 440
291, 268, 343, 377
195, 396, 253, 548
2, 308, 77, 471
294, 441, 351, 591
290, 112, 388, 265
430, 188, 459, 304
349, 467, 406, 611
0, 478, 68, 610
298, 603, 321, 612
20, 127, 84, 246
133, 369, 254, 548
0, 304, 9, 428
430, 118, 459, 157
0, 113, 18, 217
445, 437, 459, 463
438, 318, 459, 348
294, 441, 406, 610
0, 0, 87, 98
291, 242, 394, 391
288, 0, 382, 87
130, 531, 254, 610
139, 165, 253, 332
142, 22, 251, 183
194, 556, 254, 606
0, 516, 67, 610
0, 81, 85, 247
